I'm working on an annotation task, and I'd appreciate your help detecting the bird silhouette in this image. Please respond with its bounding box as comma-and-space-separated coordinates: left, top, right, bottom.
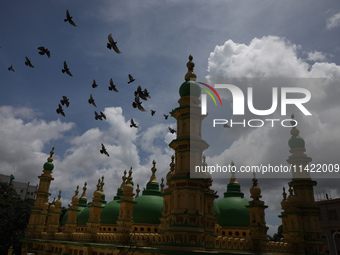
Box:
56, 104, 65, 117
37, 46, 50, 58
151, 110, 156, 116
224, 123, 230, 128
64, 9, 77, 27
88, 94, 97, 107
100, 111, 106, 120
25, 56, 34, 68
60, 96, 70, 107
62, 61, 72, 76
163, 114, 169, 120
100, 143, 109, 157
92, 80, 98, 88
128, 74, 135, 84
168, 127, 176, 134
8, 65, 14, 72
94, 111, 102, 120
134, 86, 150, 101
130, 118, 138, 128
132, 94, 146, 112
108, 78, 118, 92
107, 34, 121, 53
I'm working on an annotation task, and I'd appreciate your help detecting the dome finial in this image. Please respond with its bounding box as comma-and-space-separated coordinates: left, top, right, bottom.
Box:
135, 184, 140, 198
74, 185, 79, 196
127, 167, 133, 184
100, 176, 105, 192
290, 114, 300, 136
282, 187, 287, 200
149, 160, 158, 183
160, 177, 165, 192
48, 146, 55, 162
184, 54, 197, 81
57, 190, 61, 200
230, 161, 238, 184
81, 182, 87, 198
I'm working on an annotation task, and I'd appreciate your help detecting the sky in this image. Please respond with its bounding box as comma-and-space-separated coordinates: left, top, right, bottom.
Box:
1, 0, 340, 236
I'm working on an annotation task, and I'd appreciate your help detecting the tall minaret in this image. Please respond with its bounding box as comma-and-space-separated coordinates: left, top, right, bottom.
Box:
26, 147, 55, 238
280, 115, 325, 255
161, 56, 217, 249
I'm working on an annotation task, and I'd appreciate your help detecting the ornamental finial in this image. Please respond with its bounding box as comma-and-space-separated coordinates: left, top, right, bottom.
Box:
150, 160, 158, 183
184, 55, 197, 81
230, 161, 238, 183
48, 147, 55, 162
135, 184, 140, 198
290, 114, 300, 136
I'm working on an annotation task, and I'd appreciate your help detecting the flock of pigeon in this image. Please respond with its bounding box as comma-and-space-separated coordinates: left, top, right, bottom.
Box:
6, 9, 176, 157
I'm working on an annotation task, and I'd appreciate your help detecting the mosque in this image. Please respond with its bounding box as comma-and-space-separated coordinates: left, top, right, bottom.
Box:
21, 56, 325, 255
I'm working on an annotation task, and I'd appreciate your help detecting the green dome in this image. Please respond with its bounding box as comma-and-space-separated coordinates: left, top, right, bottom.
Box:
179, 80, 201, 98
77, 206, 90, 226
43, 162, 54, 171
213, 200, 220, 221
132, 181, 163, 224
288, 135, 305, 149
217, 182, 250, 227
100, 188, 123, 225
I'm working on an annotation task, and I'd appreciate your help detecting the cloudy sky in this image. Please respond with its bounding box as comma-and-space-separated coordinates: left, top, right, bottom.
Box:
1, 0, 340, 236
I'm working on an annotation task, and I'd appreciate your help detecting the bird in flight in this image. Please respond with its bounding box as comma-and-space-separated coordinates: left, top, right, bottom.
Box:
128, 74, 135, 84
64, 9, 77, 27
130, 119, 138, 128
132, 94, 146, 112
92, 80, 98, 88
134, 86, 150, 101
223, 123, 230, 128
88, 94, 97, 107
8, 65, 14, 72
56, 104, 65, 117
163, 114, 169, 120
60, 96, 70, 107
94, 111, 106, 120
62, 61, 72, 76
151, 110, 156, 116
25, 57, 34, 68
100, 143, 110, 157
37, 46, 50, 58
169, 127, 176, 134
108, 78, 118, 92
107, 34, 121, 54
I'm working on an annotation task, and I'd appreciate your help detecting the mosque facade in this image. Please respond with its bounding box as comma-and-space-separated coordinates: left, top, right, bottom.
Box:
21, 56, 325, 255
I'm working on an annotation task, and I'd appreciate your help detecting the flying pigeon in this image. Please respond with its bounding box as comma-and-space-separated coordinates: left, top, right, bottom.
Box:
60, 96, 70, 107
130, 118, 138, 128
163, 114, 169, 120
56, 104, 65, 117
64, 9, 77, 27
132, 94, 146, 112
107, 34, 121, 53
94, 111, 102, 120
128, 74, 135, 84
25, 56, 34, 68
108, 78, 118, 92
169, 127, 176, 134
223, 123, 230, 128
62, 61, 72, 76
88, 94, 97, 107
92, 80, 98, 88
8, 65, 14, 72
37, 46, 50, 58
100, 143, 109, 157
151, 110, 156, 116
100, 111, 106, 120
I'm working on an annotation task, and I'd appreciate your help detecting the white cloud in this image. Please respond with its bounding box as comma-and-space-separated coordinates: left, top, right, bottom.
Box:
326, 12, 340, 30
307, 51, 327, 62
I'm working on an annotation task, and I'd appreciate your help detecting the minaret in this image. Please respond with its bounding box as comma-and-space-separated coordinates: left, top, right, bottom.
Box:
26, 147, 55, 238
65, 185, 80, 234
87, 178, 105, 236
116, 168, 136, 243
46, 192, 62, 236
246, 176, 268, 253
161, 55, 217, 249
280, 115, 325, 254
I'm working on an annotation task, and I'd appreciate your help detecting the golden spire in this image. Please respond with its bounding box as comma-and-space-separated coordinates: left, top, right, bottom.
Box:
290, 114, 299, 136
96, 179, 101, 191
282, 187, 287, 200
74, 185, 79, 196
48, 146, 55, 162
184, 55, 197, 81
135, 184, 140, 198
160, 177, 165, 192
81, 182, 87, 198
57, 190, 61, 200
100, 176, 105, 192
149, 160, 158, 183
170, 155, 175, 172
127, 167, 133, 184
230, 161, 238, 183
